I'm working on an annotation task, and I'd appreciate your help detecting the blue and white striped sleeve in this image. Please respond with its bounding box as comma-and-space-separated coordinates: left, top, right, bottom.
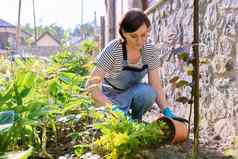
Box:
95, 40, 117, 72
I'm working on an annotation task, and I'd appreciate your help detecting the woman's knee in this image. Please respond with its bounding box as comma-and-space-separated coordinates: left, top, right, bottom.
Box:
133, 84, 157, 104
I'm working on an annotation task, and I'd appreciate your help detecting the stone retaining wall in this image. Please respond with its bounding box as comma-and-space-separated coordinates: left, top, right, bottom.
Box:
149, 0, 238, 148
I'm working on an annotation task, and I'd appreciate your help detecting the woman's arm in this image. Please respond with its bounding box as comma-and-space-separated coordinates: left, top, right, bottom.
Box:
148, 68, 171, 109
85, 68, 112, 107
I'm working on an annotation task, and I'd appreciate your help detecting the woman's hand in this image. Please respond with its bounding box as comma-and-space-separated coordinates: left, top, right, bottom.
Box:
86, 68, 112, 106
162, 107, 176, 118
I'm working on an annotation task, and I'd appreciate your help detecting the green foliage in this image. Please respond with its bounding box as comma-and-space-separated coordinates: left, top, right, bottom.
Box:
74, 144, 90, 157
23, 23, 64, 44
0, 42, 174, 159
92, 114, 172, 159
51, 50, 94, 76
0, 49, 93, 157
79, 40, 99, 55
177, 52, 190, 62
0, 62, 61, 152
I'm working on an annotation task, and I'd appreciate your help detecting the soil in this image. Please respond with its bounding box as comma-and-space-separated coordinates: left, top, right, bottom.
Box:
133, 140, 233, 159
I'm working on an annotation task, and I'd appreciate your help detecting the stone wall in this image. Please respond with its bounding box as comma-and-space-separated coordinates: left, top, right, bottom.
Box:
149, 0, 238, 148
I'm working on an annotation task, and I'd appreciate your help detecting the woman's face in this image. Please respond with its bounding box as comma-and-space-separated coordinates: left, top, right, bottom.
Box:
123, 23, 149, 50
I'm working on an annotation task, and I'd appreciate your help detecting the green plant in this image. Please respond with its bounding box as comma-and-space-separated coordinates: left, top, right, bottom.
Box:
79, 40, 99, 55
0, 50, 94, 157
51, 50, 94, 76
91, 113, 172, 159
0, 61, 60, 157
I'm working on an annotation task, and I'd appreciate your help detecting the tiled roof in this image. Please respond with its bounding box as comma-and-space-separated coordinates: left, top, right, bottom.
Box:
0, 19, 15, 28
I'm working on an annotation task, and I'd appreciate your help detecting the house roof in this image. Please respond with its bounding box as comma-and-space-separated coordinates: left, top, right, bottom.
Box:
0, 19, 15, 28
0, 19, 32, 37
34, 31, 61, 45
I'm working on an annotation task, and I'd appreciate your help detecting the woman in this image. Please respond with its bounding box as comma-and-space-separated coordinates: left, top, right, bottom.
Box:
86, 9, 176, 121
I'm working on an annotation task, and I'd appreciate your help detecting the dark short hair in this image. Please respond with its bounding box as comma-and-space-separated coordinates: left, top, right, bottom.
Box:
119, 8, 151, 42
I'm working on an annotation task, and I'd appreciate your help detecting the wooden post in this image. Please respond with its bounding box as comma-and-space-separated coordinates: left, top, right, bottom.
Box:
32, 0, 37, 41
105, 0, 116, 43
192, 0, 199, 158
100, 16, 105, 50
16, 0, 22, 53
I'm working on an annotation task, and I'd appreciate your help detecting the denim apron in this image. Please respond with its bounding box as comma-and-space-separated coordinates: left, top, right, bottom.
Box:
102, 42, 156, 119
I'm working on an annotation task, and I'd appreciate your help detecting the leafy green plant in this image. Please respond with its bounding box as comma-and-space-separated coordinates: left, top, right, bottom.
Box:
91, 113, 172, 159
0, 63, 61, 157
0, 49, 94, 158
51, 49, 94, 76
79, 40, 99, 55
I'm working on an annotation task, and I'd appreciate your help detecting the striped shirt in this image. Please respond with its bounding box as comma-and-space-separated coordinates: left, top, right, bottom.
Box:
95, 39, 161, 79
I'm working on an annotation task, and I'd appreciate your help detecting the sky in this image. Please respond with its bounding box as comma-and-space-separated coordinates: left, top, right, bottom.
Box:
0, 0, 105, 30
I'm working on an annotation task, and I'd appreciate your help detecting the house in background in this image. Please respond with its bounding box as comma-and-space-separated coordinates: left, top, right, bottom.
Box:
0, 19, 61, 58
21, 31, 61, 57
0, 19, 31, 56
33, 31, 61, 47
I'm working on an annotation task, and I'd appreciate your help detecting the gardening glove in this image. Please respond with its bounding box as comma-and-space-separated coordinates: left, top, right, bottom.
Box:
111, 104, 123, 113
162, 107, 176, 119
100, 103, 125, 115
162, 107, 189, 123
